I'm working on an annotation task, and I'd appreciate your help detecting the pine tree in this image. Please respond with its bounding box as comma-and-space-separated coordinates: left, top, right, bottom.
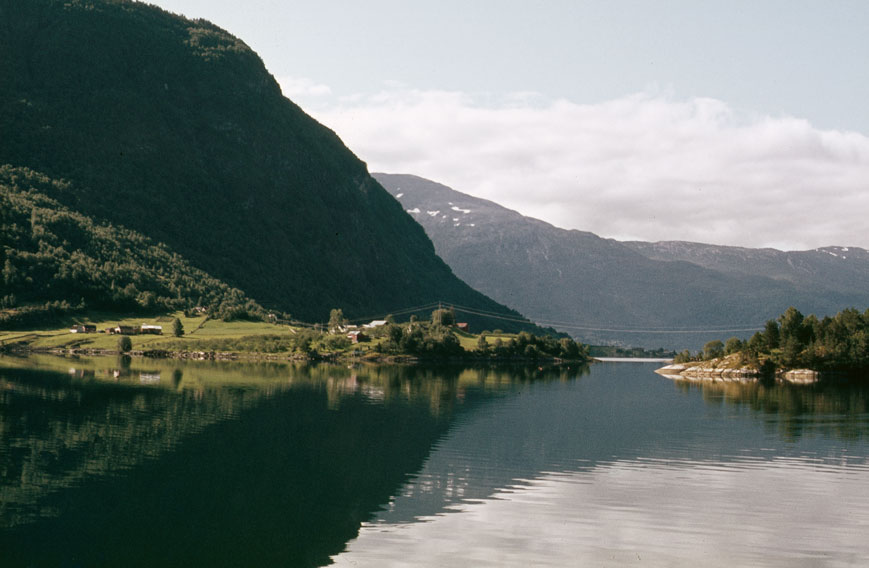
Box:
173, 317, 184, 337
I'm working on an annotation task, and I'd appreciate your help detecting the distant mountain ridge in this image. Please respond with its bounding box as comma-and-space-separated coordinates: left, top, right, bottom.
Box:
0, 0, 534, 331
623, 240, 869, 298
374, 173, 869, 349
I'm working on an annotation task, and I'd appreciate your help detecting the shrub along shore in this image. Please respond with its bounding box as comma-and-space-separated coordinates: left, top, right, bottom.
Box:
659, 306, 869, 382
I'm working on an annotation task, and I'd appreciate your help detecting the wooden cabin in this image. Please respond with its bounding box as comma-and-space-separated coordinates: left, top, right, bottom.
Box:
109, 325, 139, 335
347, 330, 369, 344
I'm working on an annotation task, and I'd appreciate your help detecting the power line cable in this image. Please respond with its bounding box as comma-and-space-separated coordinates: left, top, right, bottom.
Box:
284, 300, 766, 335
447, 303, 764, 334
344, 302, 442, 325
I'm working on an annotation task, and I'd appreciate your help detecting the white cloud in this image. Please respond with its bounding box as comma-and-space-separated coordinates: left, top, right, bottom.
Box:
276, 76, 332, 98
307, 88, 869, 250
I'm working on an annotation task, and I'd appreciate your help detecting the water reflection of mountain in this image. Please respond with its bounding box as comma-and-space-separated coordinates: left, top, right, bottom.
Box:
10, 358, 862, 567
0, 361, 288, 528
367, 363, 869, 528
0, 357, 583, 567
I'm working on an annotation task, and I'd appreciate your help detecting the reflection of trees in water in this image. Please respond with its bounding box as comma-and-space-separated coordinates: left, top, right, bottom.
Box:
0, 368, 267, 528
0, 359, 590, 567
325, 363, 590, 415
674, 379, 869, 441
0, 359, 588, 530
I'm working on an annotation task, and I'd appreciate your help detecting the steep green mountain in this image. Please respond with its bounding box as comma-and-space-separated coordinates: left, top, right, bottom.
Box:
374, 173, 869, 349
0, 0, 529, 329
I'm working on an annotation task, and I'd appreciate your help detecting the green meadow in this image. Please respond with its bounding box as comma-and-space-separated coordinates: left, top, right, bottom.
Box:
0, 312, 296, 352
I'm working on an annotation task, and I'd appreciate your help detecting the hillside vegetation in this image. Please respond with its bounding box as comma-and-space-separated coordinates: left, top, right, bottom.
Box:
0, 0, 533, 332
675, 307, 869, 374
0, 167, 268, 328
1, 307, 588, 364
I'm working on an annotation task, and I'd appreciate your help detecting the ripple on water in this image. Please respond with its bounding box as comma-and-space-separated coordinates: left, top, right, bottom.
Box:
336, 455, 869, 567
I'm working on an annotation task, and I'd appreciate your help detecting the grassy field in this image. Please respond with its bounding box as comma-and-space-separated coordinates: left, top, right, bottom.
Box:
0, 312, 299, 352
1, 312, 574, 362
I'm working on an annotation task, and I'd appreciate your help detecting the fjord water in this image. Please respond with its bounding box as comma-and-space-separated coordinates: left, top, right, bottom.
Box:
1, 357, 868, 566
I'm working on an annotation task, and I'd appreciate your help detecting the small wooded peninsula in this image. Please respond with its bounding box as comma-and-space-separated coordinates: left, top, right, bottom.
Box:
658, 306, 869, 383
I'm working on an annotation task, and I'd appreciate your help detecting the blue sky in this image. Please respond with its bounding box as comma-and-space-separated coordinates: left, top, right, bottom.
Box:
149, 0, 869, 249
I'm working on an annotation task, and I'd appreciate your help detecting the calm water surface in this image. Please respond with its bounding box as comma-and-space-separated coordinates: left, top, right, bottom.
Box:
1, 355, 868, 566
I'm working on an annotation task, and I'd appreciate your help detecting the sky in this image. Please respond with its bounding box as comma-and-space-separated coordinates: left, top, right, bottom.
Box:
148, 0, 869, 250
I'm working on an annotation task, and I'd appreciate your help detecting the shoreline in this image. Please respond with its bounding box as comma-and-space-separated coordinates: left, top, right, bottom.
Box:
2, 344, 587, 366
0, 311, 592, 366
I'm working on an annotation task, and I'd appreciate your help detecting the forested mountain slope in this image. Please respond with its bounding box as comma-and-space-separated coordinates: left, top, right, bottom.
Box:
0, 166, 267, 327
374, 173, 869, 348
0, 0, 529, 329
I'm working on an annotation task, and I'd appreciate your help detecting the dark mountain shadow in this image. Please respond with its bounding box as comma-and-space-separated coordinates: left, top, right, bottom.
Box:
0, 360, 583, 567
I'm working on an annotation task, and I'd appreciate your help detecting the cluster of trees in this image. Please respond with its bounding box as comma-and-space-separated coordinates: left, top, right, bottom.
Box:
162, 329, 338, 356
370, 309, 589, 361
0, 167, 275, 327
0, 300, 80, 330
675, 306, 869, 371
588, 345, 675, 358
474, 332, 588, 361
378, 323, 464, 358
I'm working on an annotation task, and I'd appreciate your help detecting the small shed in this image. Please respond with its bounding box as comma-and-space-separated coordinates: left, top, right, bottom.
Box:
347, 331, 369, 344
111, 325, 139, 335
140, 324, 163, 335
456, 322, 469, 332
